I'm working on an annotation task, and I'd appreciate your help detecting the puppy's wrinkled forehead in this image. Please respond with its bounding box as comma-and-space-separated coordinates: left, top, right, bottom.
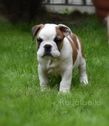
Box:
38, 24, 64, 40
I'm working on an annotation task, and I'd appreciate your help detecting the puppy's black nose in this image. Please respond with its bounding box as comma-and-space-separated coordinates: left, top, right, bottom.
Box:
44, 44, 52, 53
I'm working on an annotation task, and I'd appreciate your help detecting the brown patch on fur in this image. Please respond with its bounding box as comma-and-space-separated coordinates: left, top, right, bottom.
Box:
56, 27, 65, 38
71, 34, 85, 57
32, 24, 45, 49
70, 34, 79, 49
55, 27, 65, 50
67, 34, 79, 64
32, 24, 44, 39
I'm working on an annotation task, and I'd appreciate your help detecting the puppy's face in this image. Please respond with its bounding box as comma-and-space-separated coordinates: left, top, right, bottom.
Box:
32, 24, 71, 58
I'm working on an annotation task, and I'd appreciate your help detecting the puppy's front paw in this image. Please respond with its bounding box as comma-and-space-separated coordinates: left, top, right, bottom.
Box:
80, 75, 88, 85
40, 85, 48, 92
59, 88, 70, 93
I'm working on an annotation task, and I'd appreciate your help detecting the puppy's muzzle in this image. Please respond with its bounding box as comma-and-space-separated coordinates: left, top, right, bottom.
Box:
44, 44, 52, 56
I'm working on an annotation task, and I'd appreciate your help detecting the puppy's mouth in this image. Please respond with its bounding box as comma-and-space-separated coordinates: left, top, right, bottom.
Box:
42, 52, 53, 57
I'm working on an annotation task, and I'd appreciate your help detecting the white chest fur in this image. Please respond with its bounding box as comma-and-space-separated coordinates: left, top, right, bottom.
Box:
46, 58, 62, 74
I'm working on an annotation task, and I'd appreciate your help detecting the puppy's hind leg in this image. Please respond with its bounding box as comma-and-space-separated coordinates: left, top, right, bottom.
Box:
79, 57, 88, 85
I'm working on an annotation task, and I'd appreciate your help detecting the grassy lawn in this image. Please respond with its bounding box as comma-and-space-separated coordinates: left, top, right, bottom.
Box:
0, 16, 109, 126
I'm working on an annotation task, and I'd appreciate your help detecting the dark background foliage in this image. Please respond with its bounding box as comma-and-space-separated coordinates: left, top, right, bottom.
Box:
0, 0, 44, 22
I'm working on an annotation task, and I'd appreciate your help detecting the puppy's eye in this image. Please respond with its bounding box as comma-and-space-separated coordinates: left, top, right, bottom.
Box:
54, 37, 62, 43
37, 38, 43, 43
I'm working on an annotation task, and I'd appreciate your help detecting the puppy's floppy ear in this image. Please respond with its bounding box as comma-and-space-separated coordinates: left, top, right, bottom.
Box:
32, 24, 43, 40
58, 24, 72, 36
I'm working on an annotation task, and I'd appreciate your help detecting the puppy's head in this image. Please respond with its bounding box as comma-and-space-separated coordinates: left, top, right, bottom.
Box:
32, 23, 71, 58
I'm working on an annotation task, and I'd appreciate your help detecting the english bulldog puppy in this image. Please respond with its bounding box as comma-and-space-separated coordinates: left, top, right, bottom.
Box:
32, 23, 88, 93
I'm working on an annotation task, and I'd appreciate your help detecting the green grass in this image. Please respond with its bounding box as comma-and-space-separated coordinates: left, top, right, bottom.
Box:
0, 16, 109, 126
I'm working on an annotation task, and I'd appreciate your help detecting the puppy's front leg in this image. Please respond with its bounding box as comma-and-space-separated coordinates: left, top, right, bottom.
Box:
59, 65, 72, 93
38, 64, 48, 91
